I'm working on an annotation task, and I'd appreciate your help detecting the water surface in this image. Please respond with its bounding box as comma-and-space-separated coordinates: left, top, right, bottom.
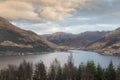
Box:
0, 50, 120, 69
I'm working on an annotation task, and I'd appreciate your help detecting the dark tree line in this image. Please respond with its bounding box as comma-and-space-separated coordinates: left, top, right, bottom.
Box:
0, 55, 120, 80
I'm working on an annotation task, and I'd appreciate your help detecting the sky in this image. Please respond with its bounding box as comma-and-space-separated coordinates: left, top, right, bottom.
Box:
0, 0, 120, 34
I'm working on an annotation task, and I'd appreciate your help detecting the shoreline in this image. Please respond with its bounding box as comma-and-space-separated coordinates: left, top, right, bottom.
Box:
0, 49, 69, 56
0, 51, 54, 56
0, 48, 120, 57
78, 48, 120, 56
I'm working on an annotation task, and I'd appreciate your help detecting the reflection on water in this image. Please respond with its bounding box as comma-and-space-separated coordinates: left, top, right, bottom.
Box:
0, 50, 120, 69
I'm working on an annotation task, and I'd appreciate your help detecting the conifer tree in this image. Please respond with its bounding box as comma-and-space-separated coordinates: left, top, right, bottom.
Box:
33, 61, 47, 80
66, 54, 77, 80
17, 60, 33, 80
81, 61, 96, 80
95, 64, 104, 80
56, 66, 62, 80
76, 63, 85, 80
105, 61, 116, 80
0, 65, 17, 80
116, 65, 120, 80
48, 59, 61, 80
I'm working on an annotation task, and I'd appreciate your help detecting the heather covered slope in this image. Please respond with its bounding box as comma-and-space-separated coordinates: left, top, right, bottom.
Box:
0, 17, 57, 53
87, 28, 120, 55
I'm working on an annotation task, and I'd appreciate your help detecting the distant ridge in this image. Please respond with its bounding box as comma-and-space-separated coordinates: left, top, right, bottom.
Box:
42, 31, 108, 48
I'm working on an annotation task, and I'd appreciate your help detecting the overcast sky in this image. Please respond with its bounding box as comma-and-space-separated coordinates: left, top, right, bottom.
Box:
0, 0, 120, 34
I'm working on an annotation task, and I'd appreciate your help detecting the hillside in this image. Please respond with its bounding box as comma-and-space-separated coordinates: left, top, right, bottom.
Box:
87, 28, 120, 55
42, 31, 108, 48
0, 17, 57, 54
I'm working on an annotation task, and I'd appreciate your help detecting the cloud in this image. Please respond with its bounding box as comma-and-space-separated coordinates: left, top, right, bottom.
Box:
0, 0, 85, 21
78, 0, 120, 15
37, 0, 85, 20
2, 0, 120, 34
39, 6, 73, 21
72, 0, 120, 25
0, 0, 119, 22
0, 0, 41, 21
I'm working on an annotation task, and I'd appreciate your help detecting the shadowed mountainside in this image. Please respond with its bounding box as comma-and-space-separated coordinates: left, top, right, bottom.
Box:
0, 17, 57, 54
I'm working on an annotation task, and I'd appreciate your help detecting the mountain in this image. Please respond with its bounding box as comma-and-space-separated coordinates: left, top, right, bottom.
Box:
42, 31, 108, 48
41, 32, 76, 45
68, 31, 109, 48
0, 17, 56, 54
87, 28, 120, 55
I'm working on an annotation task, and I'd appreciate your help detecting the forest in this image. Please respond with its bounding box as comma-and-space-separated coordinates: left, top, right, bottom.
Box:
0, 54, 120, 80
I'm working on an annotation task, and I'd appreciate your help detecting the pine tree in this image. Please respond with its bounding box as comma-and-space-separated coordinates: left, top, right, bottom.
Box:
116, 64, 120, 80
48, 59, 61, 80
0, 69, 8, 80
66, 54, 77, 80
56, 66, 62, 80
62, 64, 69, 80
17, 60, 33, 80
76, 63, 85, 80
95, 64, 104, 80
81, 61, 96, 80
0, 65, 17, 80
48, 64, 56, 80
105, 61, 116, 80
33, 61, 47, 80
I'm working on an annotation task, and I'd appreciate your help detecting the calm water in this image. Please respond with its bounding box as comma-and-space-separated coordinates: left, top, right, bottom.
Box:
0, 50, 120, 69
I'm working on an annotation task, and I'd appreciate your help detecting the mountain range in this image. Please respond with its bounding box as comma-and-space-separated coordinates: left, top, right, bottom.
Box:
42, 28, 120, 55
42, 31, 109, 48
